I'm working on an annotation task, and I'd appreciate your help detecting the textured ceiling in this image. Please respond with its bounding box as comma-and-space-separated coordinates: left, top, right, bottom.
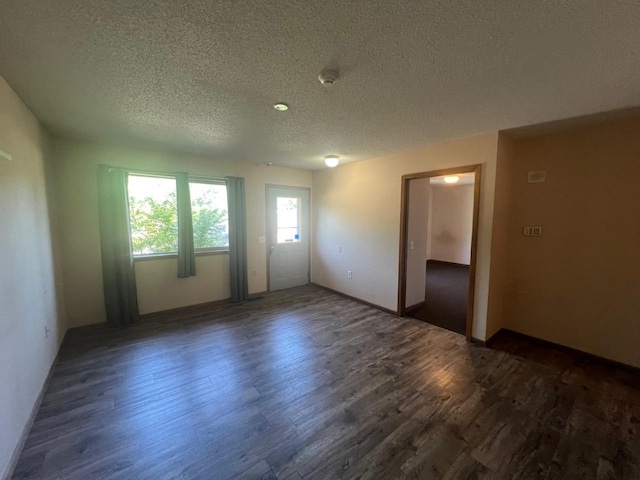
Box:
0, 1, 639, 169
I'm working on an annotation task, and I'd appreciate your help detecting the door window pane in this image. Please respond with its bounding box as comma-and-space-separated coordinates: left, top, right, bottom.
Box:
277, 197, 300, 243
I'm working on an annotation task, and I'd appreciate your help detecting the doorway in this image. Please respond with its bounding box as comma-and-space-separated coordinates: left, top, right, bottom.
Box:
266, 186, 310, 291
397, 165, 481, 340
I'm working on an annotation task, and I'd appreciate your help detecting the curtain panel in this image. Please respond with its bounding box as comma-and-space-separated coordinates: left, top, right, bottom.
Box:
226, 176, 249, 302
176, 172, 196, 278
96, 165, 140, 327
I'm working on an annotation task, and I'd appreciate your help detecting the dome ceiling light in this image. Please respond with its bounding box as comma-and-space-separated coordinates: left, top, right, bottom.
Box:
324, 155, 340, 168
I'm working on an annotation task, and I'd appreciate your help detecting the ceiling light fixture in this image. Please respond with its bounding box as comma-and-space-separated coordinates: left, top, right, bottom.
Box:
273, 103, 289, 111
443, 176, 460, 184
324, 155, 340, 168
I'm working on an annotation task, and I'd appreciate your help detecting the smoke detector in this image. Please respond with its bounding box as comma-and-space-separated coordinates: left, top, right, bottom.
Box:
318, 70, 339, 86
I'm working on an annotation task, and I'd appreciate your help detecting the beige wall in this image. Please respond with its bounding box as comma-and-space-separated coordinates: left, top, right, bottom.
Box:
426, 187, 434, 260
134, 255, 230, 314
428, 184, 474, 265
405, 178, 430, 308
485, 133, 515, 339
52, 138, 312, 326
0, 77, 66, 479
500, 117, 640, 367
312, 132, 500, 340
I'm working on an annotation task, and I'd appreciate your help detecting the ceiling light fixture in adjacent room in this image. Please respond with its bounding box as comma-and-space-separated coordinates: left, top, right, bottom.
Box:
273, 103, 289, 111
443, 176, 459, 184
324, 155, 340, 168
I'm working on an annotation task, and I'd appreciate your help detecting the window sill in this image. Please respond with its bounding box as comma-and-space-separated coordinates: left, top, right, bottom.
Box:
134, 253, 178, 262
196, 250, 229, 257
133, 250, 229, 262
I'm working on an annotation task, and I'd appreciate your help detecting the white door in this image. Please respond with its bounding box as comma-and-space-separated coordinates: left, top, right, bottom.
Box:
267, 186, 310, 291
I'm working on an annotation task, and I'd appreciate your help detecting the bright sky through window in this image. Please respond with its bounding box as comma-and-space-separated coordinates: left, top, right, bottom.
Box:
277, 196, 300, 243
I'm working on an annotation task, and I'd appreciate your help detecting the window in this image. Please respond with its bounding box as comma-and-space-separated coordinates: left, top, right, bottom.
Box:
189, 181, 229, 251
276, 196, 301, 243
128, 175, 178, 255
127, 174, 229, 257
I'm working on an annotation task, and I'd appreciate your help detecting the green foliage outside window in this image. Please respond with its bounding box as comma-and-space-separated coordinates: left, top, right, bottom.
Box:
129, 189, 227, 255
129, 192, 178, 255
191, 194, 228, 249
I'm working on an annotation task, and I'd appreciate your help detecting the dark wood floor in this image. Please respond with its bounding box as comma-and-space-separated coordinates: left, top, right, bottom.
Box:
411, 260, 470, 335
12, 285, 640, 479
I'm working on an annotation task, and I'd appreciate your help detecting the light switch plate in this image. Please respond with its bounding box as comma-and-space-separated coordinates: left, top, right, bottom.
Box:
258, 236, 265, 244
523, 226, 543, 237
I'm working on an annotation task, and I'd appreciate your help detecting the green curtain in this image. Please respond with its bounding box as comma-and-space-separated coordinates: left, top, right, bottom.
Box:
176, 172, 196, 278
226, 176, 249, 302
96, 165, 140, 327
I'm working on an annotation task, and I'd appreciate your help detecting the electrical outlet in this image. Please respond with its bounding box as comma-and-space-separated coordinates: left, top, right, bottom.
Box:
347, 270, 352, 279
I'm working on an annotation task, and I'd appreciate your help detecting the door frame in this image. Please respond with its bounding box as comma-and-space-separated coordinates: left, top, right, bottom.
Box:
397, 164, 482, 341
265, 184, 312, 293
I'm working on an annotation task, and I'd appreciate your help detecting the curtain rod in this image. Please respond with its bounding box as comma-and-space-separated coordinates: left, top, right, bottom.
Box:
102, 164, 226, 182
103, 164, 178, 176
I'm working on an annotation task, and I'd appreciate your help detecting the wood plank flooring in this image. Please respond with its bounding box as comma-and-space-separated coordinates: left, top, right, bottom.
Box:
411, 260, 470, 335
11, 285, 640, 479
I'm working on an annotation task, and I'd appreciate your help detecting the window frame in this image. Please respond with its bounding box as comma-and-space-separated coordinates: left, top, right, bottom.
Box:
127, 172, 230, 260
127, 172, 180, 259
188, 176, 230, 255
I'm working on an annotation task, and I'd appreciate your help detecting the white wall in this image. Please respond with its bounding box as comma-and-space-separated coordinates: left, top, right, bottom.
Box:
405, 178, 430, 308
312, 132, 500, 340
0, 76, 66, 479
426, 187, 434, 260
52, 138, 312, 326
428, 184, 474, 265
